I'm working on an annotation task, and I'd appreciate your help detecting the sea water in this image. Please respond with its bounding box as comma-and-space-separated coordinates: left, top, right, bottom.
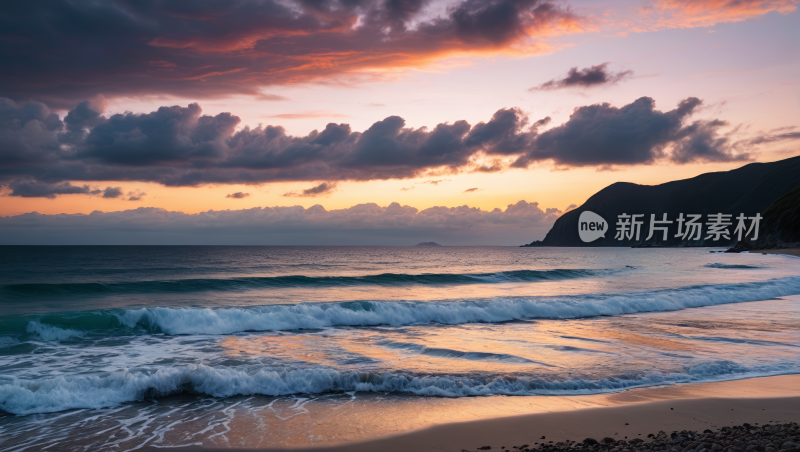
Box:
0, 246, 799, 450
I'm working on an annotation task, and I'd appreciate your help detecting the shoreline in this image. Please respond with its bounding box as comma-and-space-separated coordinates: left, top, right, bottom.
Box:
143, 375, 800, 452
750, 249, 800, 258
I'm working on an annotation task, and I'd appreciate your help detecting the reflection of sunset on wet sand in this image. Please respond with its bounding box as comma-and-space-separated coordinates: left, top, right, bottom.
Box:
150, 375, 800, 450
216, 294, 800, 381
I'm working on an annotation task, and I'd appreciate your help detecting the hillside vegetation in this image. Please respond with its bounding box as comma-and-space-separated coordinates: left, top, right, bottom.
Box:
755, 184, 800, 248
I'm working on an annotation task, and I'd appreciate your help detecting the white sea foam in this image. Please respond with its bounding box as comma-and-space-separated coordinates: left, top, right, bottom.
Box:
114, 277, 800, 335
0, 359, 792, 415
26, 321, 85, 341
6, 277, 799, 416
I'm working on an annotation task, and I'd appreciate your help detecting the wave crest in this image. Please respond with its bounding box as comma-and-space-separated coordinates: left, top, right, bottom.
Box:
114, 276, 800, 335
25, 321, 84, 341
7, 277, 800, 338
0, 360, 782, 415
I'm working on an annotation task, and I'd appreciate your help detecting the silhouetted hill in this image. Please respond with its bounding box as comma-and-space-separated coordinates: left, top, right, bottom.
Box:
528, 156, 800, 247
754, 184, 800, 249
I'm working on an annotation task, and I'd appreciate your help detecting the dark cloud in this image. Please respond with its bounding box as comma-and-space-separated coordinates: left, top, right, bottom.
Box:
283, 182, 337, 197
463, 187, 482, 193
226, 192, 251, 199
530, 63, 634, 91
383, 0, 428, 32
64, 97, 106, 133
0, 96, 764, 195
128, 191, 146, 201
5, 180, 95, 199
0, 98, 64, 166
3, 179, 130, 199
743, 131, 800, 146
513, 97, 749, 167
0, 0, 583, 107
670, 119, 745, 163
472, 162, 504, 173
0, 200, 563, 245
81, 103, 239, 166
102, 187, 123, 198
464, 108, 543, 155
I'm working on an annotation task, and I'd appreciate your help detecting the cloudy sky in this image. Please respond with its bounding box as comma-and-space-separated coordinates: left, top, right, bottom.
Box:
1, 0, 798, 244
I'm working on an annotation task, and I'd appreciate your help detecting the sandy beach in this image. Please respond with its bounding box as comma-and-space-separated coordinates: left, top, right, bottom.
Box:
144, 375, 800, 452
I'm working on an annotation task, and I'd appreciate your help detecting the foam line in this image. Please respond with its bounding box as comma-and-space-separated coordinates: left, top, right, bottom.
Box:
114, 276, 800, 335
6, 277, 800, 338
0, 360, 793, 415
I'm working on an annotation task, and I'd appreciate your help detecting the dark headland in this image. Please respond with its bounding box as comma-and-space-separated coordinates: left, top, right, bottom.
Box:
753, 183, 800, 249
523, 156, 800, 248
725, 183, 800, 255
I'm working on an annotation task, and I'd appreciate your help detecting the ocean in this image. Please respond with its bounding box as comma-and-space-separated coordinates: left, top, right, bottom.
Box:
1, 246, 799, 451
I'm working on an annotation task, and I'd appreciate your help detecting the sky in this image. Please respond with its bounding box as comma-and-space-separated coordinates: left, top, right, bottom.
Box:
1, 0, 799, 245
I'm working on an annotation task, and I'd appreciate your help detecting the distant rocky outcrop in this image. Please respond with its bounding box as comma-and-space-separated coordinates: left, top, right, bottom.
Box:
415, 242, 442, 246
752, 184, 800, 250
530, 156, 800, 247
725, 240, 753, 253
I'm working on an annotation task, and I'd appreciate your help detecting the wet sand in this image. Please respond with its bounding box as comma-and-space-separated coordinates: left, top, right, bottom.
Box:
144, 375, 800, 452
751, 249, 800, 258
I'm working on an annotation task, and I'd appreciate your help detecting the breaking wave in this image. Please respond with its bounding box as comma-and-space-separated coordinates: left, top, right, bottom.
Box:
7, 276, 800, 337
0, 359, 792, 415
25, 321, 85, 341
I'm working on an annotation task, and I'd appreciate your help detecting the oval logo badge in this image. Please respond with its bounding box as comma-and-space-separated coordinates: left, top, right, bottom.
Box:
578, 211, 608, 243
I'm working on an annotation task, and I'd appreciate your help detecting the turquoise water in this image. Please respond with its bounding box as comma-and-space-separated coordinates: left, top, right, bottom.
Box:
0, 246, 799, 450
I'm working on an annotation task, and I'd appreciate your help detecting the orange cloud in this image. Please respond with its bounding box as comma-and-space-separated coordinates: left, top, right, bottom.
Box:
641, 0, 797, 30
1, 0, 588, 107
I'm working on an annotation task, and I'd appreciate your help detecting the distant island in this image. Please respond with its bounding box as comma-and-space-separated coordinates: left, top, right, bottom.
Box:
415, 242, 442, 246
523, 155, 800, 247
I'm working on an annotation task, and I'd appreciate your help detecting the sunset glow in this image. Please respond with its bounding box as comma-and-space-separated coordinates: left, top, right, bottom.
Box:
1, 0, 798, 244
